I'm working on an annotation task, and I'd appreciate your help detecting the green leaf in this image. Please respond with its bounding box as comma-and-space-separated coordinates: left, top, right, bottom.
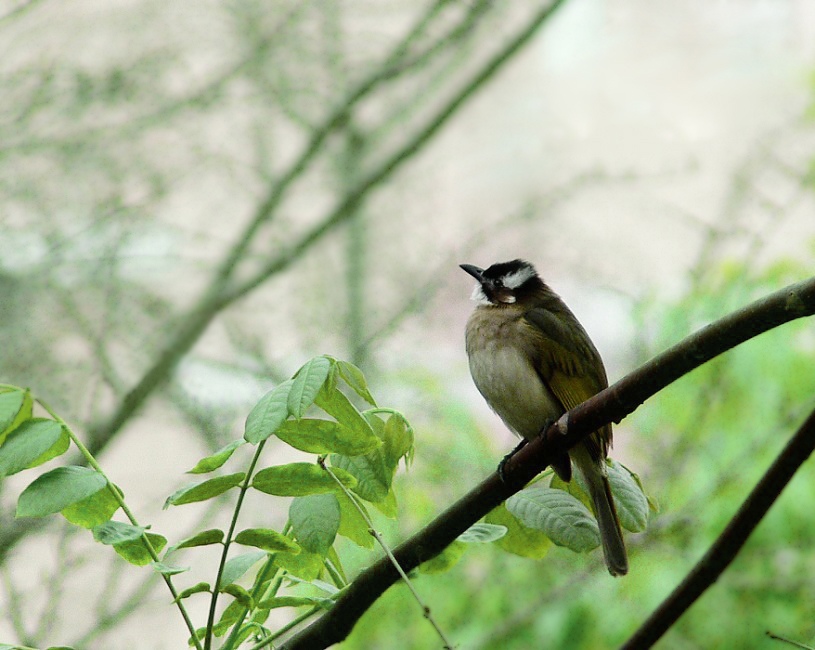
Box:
62, 484, 121, 528
372, 486, 398, 518
27, 426, 70, 468
215, 599, 245, 631
175, 582, 211, 602
550, 472, 593, 512
0, 419, 67, 476
0, 388, 27, 439
151, 561, 189, 575
220, 550, 267, 587
234, 528, 301, 554
275, 418, 381, 456
419, 541, 466, 574
16, 466, 107, 518
607, 460, 649, 533
172, 529, 225, 550
92, 520, 147, 545
289, 356, 333, 418
244, 379, 294, 444
458, 523, 507, 544
113, 532, 167, 566
252, 463, 356, 497
289, 494, 340, 556
330, 453, 389, 503
315, 384, 376, 442
164, 473, 245, 508
336, 491, 374, 549
220, 583, 253, 608
258, 595, 334, 610
485, 503, 552, 559
274, 549, 324, 580
336, 360, 376, 406
381, 412, 414, 469
187, 439, 245, 474
326, 545, 346, 583
507, 486, 600, 553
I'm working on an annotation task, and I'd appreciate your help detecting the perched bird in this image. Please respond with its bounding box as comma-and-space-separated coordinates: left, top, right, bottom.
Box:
461, 259, 627, 576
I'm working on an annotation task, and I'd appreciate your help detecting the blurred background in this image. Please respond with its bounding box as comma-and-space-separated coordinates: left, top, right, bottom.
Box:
1, 0, 815, 648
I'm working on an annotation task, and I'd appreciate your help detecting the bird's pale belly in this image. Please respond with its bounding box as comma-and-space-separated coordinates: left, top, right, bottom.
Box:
467, 343, 562, 440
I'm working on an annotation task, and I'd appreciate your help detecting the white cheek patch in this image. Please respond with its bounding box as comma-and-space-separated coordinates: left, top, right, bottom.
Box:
470, 284, 490, 304
502, 265, 536, 289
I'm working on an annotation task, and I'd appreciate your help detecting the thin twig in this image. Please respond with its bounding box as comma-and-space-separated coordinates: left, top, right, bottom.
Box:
203, 440, 268, 650
318, 457, 453, 649
766, 630, 815, 650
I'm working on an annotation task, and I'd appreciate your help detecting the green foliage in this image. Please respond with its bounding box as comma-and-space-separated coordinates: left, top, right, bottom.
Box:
172, 529, 225, 550
233, 529, 301, 554
186, 439, 245, 474
485, 503, 552, 559
16, 466, 107, 518
61, 484, 121, 528
0, 356, 417, 649
507, 486, 600, 552
1, 351, 650, 649
112, 532, 168, 566
164, 473, 246, 507
0, 419, 67, 475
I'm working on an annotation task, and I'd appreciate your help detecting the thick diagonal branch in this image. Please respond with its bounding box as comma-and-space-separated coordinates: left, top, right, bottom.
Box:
278, 275, 815, 650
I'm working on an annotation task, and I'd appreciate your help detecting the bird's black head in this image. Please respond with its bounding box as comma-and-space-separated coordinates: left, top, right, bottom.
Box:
460, 259, 542, 305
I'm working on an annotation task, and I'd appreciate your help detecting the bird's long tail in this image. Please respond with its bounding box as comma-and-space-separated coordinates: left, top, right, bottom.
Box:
573, 447, 628, 577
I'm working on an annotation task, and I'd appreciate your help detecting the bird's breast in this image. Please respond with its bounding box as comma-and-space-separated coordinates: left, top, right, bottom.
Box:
465, 308, 562, 440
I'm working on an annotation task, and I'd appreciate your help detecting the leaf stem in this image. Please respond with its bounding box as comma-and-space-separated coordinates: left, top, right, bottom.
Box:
204, 439, 267, 650
35, 397, 204, 650
317, 457, 452, 650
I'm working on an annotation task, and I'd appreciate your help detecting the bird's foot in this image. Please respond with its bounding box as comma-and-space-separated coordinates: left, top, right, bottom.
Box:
497, 438, 529, 483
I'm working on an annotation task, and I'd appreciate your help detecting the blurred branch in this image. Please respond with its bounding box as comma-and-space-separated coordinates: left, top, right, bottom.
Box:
208, 0, 457, 290
277, 277, 815, 648
0, 0, 566, 563
0, 0, 46, 24
621, 405, 815, 650
0, 4, 308, 150
225, 0, 569, 305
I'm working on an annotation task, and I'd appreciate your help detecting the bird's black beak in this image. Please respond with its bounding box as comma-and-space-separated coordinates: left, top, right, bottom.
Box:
460, 263, 485, 283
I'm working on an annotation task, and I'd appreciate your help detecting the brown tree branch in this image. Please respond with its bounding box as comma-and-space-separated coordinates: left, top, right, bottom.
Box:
277, 275, 815, 650
621, 405, 815, 649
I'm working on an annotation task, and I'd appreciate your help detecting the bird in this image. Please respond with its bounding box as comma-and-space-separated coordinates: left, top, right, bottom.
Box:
461, 258, 628, 576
